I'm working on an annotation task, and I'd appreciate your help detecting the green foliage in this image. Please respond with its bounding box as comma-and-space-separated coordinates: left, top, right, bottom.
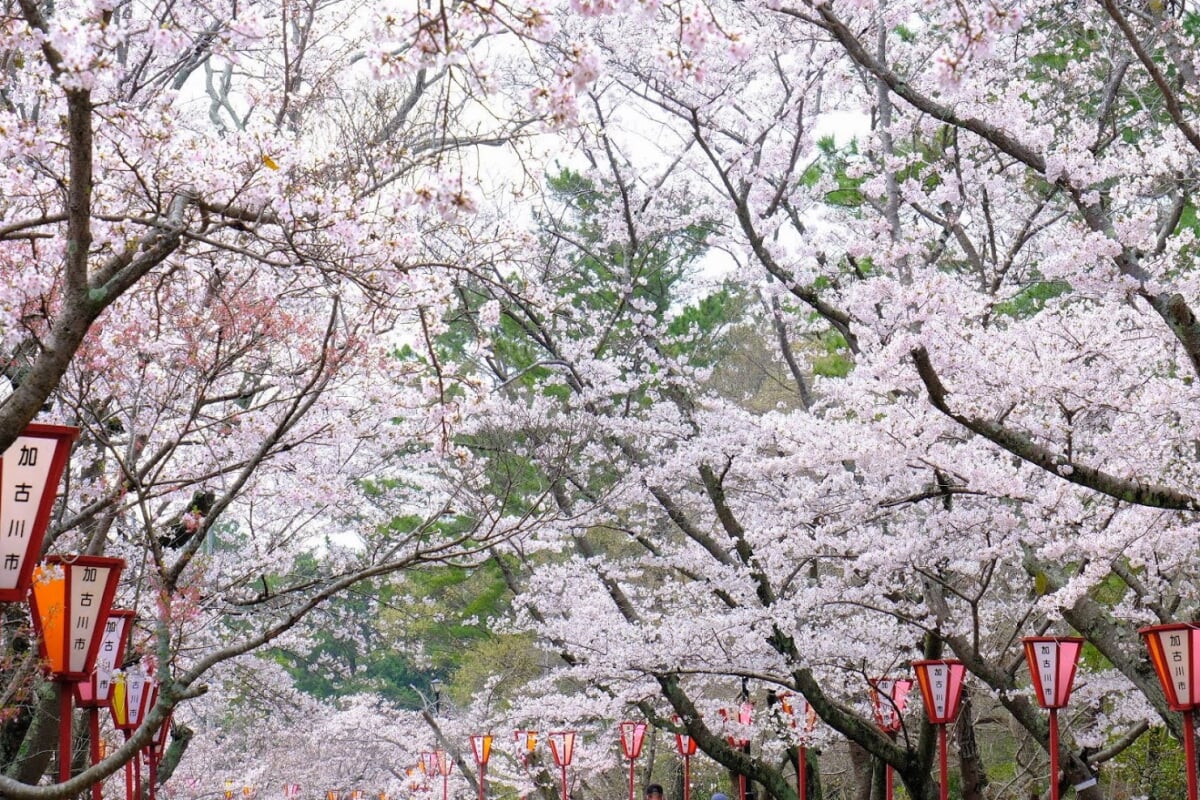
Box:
810, 331, 853, 378
1109, 726, 1189, 800
992, 281, 1072, 319
802, 136, 865, 208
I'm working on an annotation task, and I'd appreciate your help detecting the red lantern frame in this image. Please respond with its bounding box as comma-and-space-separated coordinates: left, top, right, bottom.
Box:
0, 424, 79, 603
1021, 637, 1084, 800
1141, 623, 1200, 800
912, 660, 966, 800
547, 731, 576, 800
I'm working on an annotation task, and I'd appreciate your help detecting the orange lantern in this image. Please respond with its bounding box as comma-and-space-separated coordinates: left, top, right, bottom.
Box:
29, 555, 125, 681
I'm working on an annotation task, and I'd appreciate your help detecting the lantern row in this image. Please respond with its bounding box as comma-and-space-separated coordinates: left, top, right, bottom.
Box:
0, 424, 168, 800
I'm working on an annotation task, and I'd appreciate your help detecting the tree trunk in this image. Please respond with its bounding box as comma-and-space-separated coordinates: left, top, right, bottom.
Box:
4, 682, 61, 783
847, 743, 872, 800
955, 694, 988, 800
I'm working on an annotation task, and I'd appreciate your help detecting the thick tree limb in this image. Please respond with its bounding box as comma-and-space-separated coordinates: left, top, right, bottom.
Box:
911, 345, 1200, 510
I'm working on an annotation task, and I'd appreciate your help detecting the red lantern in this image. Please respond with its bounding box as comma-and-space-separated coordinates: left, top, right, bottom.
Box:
718, 703, 752, 747
912, 660, 966, 726
618, 722, 647, 800
75, 608, 135, 707
547, 731, 576, 800
514, 730, 537, 764
1141, 623, 1200, 800
1022, 637, 1084, 709
618, 721, 646, 760
868, 678, 912, 800
0, 424, 79, 603
912, 660, 966, 800
868, 677, 912, 733
470, 734, 493, 800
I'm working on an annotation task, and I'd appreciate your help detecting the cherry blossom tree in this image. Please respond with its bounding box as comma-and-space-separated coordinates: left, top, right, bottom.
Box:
0, 0, 560, 793
425, 2, 1200, 798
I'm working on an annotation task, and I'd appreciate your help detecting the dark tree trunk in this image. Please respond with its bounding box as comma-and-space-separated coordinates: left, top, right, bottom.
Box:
847, 743, 872, 800
955, 694, 988, 800
5, 682, 61, 783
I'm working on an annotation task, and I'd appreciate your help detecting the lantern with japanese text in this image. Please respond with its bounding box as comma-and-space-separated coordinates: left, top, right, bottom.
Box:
1140, 623, 1200, 800
75, 608, 134, 800
868, 678, 912, 800
470, 734, 493, 800
1022, 637, 1084, 800
514, 730, 537, 765
618, 722, 646, 800
29, 554, 125, 783
547, 731, 575, 800
673, 718, 697, 800
912, 660, 966, 800
112, 668, 158, 800
0, 424, 79, 604
30, 556, 126, 682
75, 608, 135, 706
